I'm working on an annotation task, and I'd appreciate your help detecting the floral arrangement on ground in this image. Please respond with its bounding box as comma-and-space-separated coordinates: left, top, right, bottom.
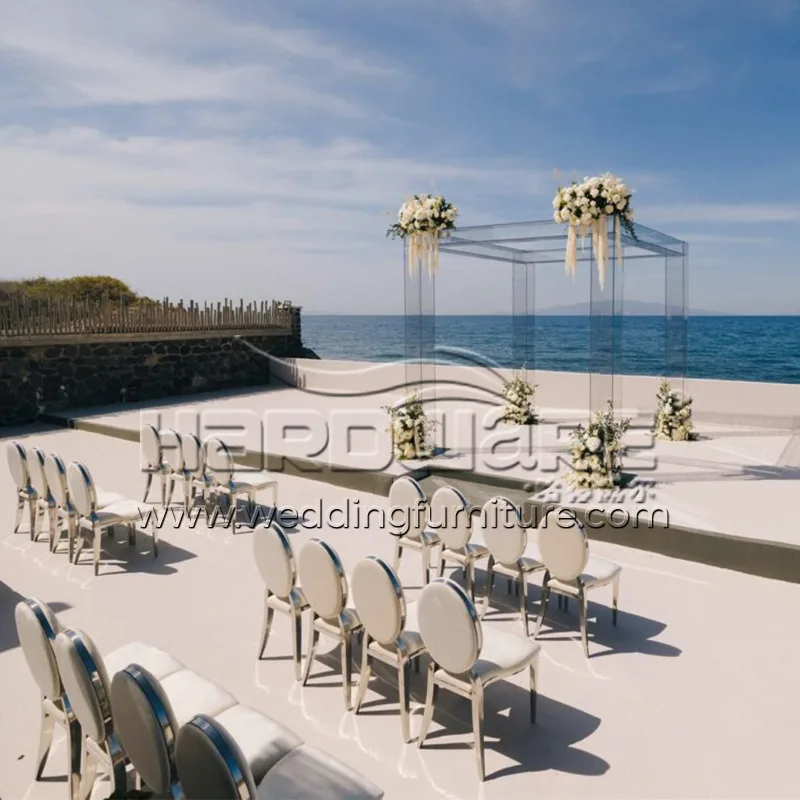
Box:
566, 401, 631, 489
653, 379, 696, 441
499, 374, 539, 425
384, 392, 436, 460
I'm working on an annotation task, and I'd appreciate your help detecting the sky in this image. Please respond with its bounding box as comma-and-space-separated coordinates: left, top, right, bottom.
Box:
1, 0, 799, 314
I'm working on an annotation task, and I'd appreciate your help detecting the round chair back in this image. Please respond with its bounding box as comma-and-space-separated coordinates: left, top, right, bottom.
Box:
110, 665, 179, 797
387, 476, 426, 541
176, 714, 258, 800
54, 628, 113, 745
253, 522, 296, 599
15, 598, 62, 700
182, 433, 205, 477
27, 447, 49, 500
480, 496, 527, 565
351, 557, 405, 646
537, 509, 589, 581
204, 437, 234, 484
160, 429, 184, 473
7, 441, 29, 490
66, 462, 96, 518
429, 485, 472, 551
45, 453, 68, 508
417, 579, 482, 675
298, 539, 347, 620
141, 425, 162, 469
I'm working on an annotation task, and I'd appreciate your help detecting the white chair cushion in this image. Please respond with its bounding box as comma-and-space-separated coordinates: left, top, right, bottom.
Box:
160, 669, 238, 727
230, 472, 278, 492
103, 642, 184, 682
213, 704, 303, 785
583, 555, 622, 585
436, 625, 539, 689
396, 601, 424, 655
316, 607, 361, 637
95, 490, 128, 509
256, 744, 384, 799
94, 499, 152, 525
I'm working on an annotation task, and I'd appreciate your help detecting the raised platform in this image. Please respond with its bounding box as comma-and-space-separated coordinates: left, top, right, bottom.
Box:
39, 362, 800, 584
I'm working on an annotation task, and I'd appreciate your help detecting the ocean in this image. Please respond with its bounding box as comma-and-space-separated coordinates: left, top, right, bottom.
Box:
302, 315, 800, 385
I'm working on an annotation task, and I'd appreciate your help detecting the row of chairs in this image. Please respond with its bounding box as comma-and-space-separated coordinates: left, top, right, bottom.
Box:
140, 425, 278, 519
15, 598, 383, 800
7, 441, 158, 574
388, 477, 622, 656
254, 523, 541, 781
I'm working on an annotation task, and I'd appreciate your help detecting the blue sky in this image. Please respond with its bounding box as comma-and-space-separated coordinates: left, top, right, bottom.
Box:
0, 0, 798, 313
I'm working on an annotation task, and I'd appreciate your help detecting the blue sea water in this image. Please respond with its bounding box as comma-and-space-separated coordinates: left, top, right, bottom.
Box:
302, 315, 800, 385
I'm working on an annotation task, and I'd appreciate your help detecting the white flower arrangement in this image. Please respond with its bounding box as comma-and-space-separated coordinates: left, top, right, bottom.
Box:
552, 173, 635, 289
565, 402, 631, 489
499, 374, 539, 426
653, 379, 697, 441
387, 194, 458, 276
383, 392, 436, 460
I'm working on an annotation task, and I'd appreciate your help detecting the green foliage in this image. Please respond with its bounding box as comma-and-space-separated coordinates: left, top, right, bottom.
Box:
0, 275, 143, 304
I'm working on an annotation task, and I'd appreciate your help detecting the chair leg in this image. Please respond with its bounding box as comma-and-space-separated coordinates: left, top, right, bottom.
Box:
353, 636, 371, 714
290, 606, 303, 681
612, 574, 620, 626
80, 746, 96, 800
151, 516, 159, 558
258, 592, 274, 660
106, 738, 128, 799
184, 479, 191, 513
67, 712, 81, 800
93, 524, 101, 576
49, 506, 58, 552
482, 558, 495, 617
579, 588, 590, 658
301, 624, 319, 685
534, 579, 550, 637
436, 554, 446, 580
143, 472, 153, 503
35, 705, 55, 779
421, 545, 430, 586
471, 683, 485, 782
518, 571, 529, 636
341, 634, 353, 710
32, 503, 43, 542
417, 662, 437, 747
392, 541, 402, 573
166, 475, 176, 508
14, 497, 24, 533
68, 517, 76, 564
398, 659, 412, 743
127, 523, 135, 548
529, 658, 538, 723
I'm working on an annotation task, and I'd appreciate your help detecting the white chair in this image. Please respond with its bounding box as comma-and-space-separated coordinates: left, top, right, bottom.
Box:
478, 497, 546, 635
111, 664, 302, 798
298, 539, 363, 710
44, 453, 127, 561
254, 522, 309, 679
181, 432, 214, 513
389, 476, 437, 585
175, 713, 384, 800
14, 598, 81, 800
67, 461, 157, 576
53, 627, 185, 799
352, 556, 426, 743
534, 511, 622, 658
204, 437, 278, 526
141, 424, 170, 506
8, 440, 37, 537
416, 578, 541, 782
159, 428, 185, 507
26, 446, 55, 546
432, 485, 488, 601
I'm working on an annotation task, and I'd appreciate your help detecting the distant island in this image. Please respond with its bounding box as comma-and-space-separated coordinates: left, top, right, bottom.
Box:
536, 300, 724, 316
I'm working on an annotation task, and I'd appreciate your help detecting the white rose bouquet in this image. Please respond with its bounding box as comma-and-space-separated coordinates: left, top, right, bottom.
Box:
653, 379, 696, 441
384, 392, 436, 460
552, 173, 635, 289
499, 374, 539, 426
388, 194, 458, 277
565, 401, 631, 489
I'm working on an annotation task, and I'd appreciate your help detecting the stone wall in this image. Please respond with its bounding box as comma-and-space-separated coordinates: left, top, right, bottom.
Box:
0, 327, 304, 426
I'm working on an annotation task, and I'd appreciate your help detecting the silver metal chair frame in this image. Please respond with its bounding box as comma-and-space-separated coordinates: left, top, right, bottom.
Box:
257, 532, 310, 681
22, 599, 82, 800
389, 479, 436, 586
417, 579, 538, 782
10, 441, 38, 538
141, 425, 170, 507
353, 557, 425, 743
300, 540, 364, 711
483, 555, 546, 636
64, 629, 128, 800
